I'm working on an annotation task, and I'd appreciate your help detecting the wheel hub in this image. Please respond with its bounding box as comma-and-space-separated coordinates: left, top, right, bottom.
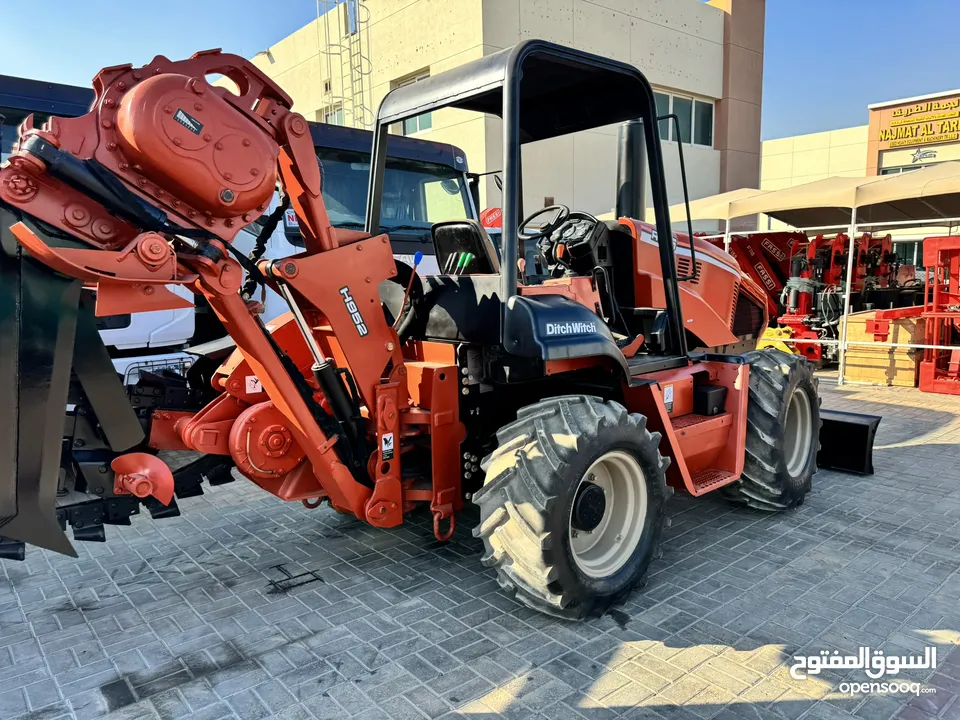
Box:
571, 483, 606, 531
784, 387, 813, 477
569, 450, 649, 579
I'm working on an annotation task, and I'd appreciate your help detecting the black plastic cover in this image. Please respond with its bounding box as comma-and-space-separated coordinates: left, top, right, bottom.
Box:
693, 384, 727, 417
503, 294, 628, 375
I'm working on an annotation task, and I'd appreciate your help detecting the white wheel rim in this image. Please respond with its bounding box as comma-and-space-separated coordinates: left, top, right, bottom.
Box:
784, 388, 813, 477
569, 450, 648, 579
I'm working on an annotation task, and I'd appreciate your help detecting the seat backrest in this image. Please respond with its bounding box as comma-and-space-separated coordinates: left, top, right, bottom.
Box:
432, 219, 501, 275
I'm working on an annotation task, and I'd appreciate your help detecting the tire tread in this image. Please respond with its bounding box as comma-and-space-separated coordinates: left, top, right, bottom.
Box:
473, 395, 668, 619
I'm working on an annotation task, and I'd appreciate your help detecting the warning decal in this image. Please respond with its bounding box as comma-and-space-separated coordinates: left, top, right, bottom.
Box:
381, 432, 395, 461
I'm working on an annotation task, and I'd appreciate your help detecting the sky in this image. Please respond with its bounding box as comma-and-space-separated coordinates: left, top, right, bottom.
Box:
763, 0, 960, 139
0, 0, 319, 87
3, 1, 960, 142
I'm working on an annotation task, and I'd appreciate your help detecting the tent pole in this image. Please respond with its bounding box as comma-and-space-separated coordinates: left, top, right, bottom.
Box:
723, 220, 731, 252
836, 207, 858, 386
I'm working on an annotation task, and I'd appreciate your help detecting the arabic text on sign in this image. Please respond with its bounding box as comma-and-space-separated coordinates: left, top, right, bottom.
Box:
892, 97, 960, 118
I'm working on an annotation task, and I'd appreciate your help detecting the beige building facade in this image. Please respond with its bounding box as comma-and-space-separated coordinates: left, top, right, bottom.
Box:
761, 88, 960, 264
250, 0, 765, 228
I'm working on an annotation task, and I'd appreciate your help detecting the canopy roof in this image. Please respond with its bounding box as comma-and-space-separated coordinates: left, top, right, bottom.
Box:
730, 176, 887, 227
678, 161, 960, 229
668, 187, 767, 223
855, 162, 960, 224
376, 40, 658, 144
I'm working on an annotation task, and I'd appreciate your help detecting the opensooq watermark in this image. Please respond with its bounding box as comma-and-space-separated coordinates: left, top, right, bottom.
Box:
790, 647, 939, 696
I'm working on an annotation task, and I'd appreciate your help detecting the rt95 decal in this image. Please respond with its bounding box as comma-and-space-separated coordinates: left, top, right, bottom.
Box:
339, 286, 369, 336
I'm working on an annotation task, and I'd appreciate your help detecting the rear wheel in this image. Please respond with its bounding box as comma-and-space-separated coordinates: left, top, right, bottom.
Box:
723, 349, 820, 511
472, 395, 671, 619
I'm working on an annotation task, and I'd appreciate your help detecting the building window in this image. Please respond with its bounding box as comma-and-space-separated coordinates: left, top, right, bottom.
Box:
393, 70, 432, 135
694, 100, 713, 147
672, 97, 692, 144
654, 92, 670, 141
322, 104, 344, 126
881, 165, 927, 175
653, 91, 714, 148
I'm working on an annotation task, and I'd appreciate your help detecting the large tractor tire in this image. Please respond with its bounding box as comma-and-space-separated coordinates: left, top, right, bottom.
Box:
472, 395, 671, 619
723, 349, 820, 511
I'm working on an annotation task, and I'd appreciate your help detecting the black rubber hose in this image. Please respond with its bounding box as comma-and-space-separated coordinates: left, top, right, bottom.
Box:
241, 196, 290, 299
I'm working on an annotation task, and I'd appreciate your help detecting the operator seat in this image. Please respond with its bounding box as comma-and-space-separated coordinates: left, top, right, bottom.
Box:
432, 219, 501, 275
378, 220, 502, 344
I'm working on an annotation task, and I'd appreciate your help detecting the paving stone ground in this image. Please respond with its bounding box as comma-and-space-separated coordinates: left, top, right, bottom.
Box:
2, 379, 959, 720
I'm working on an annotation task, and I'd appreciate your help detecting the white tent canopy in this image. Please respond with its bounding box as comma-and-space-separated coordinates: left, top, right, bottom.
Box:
855, 162, 960, 224
727, 175, 888, 228
668, 187, 767, 223
691, 161, 960, 229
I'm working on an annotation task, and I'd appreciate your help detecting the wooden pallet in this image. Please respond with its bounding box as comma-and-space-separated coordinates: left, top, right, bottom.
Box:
840, 310, 924, 387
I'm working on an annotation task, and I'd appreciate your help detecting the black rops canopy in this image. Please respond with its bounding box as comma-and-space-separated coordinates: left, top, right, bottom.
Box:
365, 40, 685, 358
374, 41, 657, 144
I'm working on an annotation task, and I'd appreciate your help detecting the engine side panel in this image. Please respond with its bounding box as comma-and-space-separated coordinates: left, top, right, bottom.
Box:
618, 219, 746, 348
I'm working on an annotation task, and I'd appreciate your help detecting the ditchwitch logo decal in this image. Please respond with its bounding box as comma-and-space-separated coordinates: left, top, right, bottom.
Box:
545, 321, 598, 336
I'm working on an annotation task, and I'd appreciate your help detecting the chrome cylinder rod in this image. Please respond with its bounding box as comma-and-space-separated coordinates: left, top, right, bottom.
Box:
276, 282, 327, 366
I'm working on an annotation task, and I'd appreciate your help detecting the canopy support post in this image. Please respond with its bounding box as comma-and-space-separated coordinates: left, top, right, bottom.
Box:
836, 207, 858, 386
723, 220, 731, 252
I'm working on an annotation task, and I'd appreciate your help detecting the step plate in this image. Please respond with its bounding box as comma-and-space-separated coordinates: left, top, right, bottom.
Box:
690, 468, 737, 494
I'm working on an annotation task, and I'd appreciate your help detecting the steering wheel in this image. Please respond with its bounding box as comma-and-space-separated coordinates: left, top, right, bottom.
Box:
539, 211, 602, 274
518, 204, 570, 241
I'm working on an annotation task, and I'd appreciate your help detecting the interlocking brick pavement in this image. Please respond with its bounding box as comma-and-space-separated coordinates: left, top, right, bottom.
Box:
1, 379, 959, 719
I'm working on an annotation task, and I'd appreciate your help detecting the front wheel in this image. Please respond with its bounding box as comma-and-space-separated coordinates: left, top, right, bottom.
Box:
472, 395, 671, 619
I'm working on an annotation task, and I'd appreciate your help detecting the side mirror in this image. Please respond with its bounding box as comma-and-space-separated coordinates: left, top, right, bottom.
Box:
439, 178, 461, 195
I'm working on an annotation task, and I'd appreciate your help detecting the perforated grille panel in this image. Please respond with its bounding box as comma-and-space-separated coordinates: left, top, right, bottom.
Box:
691, 469, 736, 491
729, 281, 740, 327
732, 291, 765, 337
676, 256, 701, 284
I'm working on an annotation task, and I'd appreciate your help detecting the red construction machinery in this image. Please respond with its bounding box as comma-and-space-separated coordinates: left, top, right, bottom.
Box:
870, 236, 960, 394
0, 41, 877, 618
719, 229, 917, 363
